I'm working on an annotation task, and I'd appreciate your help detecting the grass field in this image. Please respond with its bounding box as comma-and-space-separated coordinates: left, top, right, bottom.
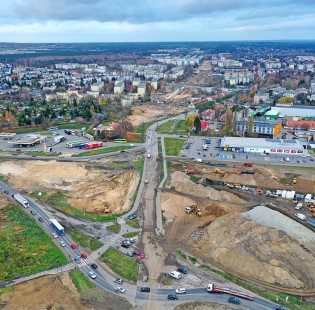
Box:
73, 145, 133, 157
157, 120, 190, 135
100, 248, 137, 282
108, 162, 130, 169
107, 224, 121, 234
70, 269, 94, 293
122, 231, 138, 238
126, 219, 139, 228
66, 228, 103, 251
164, 137, 185, 156
0, 205, 67, 281
30, 191, 122, 222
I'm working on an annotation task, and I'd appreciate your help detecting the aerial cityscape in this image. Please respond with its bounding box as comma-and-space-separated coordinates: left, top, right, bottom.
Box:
0, 1, 315, 310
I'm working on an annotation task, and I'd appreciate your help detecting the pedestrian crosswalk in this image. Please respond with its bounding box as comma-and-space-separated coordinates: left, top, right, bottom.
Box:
76, 258, 90, 268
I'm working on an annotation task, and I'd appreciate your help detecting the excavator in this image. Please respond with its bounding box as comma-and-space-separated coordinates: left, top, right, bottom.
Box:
214, 168, 225, 176
185, 205, 202, 217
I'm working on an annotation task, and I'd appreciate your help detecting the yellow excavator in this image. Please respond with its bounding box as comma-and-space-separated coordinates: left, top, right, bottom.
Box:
185, 205, 202, 217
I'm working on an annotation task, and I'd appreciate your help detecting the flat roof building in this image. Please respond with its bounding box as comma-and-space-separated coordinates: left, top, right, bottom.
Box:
264, 110, 280, 119
220, 137, 304, 155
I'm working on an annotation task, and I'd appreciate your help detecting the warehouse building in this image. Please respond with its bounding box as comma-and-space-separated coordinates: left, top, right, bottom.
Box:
220, 137, 305, 155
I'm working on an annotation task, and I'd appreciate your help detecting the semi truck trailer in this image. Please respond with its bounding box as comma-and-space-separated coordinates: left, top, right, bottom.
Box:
13, 194, 29, 208
207, 283, 254, 300
49, 218, 65, 235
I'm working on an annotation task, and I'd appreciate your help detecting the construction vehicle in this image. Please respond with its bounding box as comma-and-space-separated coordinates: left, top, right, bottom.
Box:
256, 189, 263, 195
308, 207, 315, 213
185, 205, 202, 217
214, 168, 225, 176
104, 205, 110, 213
292, 198, 298, 204
293, 177, 297, 184
185, 169, 196, 175
243, 162, 253, 167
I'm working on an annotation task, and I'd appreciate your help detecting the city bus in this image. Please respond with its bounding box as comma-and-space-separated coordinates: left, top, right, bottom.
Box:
114, 138, 127, 143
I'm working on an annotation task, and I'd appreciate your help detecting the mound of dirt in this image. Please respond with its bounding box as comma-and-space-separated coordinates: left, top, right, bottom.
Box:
169, 171, 244, 204
0, 161, 139, 214
175, 301, 244, 310
194, 212, 315, 289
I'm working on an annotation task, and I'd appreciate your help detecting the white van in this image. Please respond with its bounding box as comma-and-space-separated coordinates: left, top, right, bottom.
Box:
169, 271, 181, 279
147, 154, 151, 158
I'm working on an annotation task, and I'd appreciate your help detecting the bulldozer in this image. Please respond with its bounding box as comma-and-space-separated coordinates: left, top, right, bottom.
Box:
185, 205, 202, 217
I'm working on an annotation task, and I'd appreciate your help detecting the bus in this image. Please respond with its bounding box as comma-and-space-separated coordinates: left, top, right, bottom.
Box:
65, 140, 85, 148
114, 138, 127, 143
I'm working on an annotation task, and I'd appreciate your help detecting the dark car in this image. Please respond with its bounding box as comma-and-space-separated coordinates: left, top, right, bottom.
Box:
275, 306, 288, 310
228, 297, 240, 305
90, 263, 98, 269
4, 190, 9, 194
178, 267, 188, 274
120, 150, 126, 153
30, 210, 36, 215
133, 250, 140, 256
140, 287, 150, 293
167, 294, 178, 300
121, 243, 130, 249
38, 217, 44, 222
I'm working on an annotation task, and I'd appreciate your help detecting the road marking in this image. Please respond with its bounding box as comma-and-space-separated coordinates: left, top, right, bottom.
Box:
187, 274, 203, 282
77, 258, 90, 268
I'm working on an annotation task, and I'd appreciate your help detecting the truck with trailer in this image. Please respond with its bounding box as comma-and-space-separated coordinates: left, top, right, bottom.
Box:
207, 283, 254, 301
49, 218, 65, 235
307, 218, 315, 228
13, 194, 29, 208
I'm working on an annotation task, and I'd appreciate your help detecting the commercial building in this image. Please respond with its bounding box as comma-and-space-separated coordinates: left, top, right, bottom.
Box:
91, 81, 104, 92
114, 81, 124, 94
254, 92, 270, 104
220, 137, 305, 155
264, 110, 280, 119
237, 119, 282, 138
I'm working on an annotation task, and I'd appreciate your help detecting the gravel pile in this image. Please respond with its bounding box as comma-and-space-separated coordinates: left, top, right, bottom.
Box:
244, 206, 315, 250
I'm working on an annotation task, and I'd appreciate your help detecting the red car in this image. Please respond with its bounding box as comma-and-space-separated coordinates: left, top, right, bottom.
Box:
140, 250, 145, 259
81, 253, 87, 259
70, 243, 77, 249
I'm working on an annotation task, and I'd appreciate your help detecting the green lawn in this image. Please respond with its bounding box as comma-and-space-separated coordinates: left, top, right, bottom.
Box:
108, 162, 130, 169
100, 248, 138, 282
156, 121, 174, 134
126, 219, 139, 228
72, 145, 133, 157
122, 232, 138, 238
157, 120, 190, 135
70, 269, 94, 293
30, 191, 122, 222
0, 205, 67, 281
134, 120, 157, 133
163, 137, 185, 156
0, 286, 13, 297
66, 228, 103, 251
107, 224, 121, 234
134, 156, 144, 173
58, 123, 91, 130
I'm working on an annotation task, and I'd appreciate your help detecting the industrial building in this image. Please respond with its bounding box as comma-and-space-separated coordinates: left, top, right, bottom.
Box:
264, 110, 280, 119
8, 135, 43, 147
220, 137, 305, 155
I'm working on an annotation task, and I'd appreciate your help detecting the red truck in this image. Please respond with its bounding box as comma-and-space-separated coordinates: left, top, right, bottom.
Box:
185, 169, 196, 175
243, 162, 253, 167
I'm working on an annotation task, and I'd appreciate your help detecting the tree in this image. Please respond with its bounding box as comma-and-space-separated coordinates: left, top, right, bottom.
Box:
248, 115, 254, 137
185, 113, 198, 128
221, 107, 233, 135
194, 116, 201, 133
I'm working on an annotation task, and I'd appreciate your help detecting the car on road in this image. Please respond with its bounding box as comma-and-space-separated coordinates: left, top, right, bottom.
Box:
114, 278, 123, 285
81, 253, 87, 259
30, 210, 36, 215
73, 257, 81, 264
70, 243, 77, 249
140, 287, 151, 293
91, 263, 98, 269
140, 250, 145, 259
126, 251, 134, 257
116, 287, 125, 293
59, 240, 66, 247
178, 266, 188, 274
144, 180, 149, 184
4, 190, 9, 194
52, 232, 58, 238
275, 306, 288, 310
120, 150, 126, 153
228, 297, 240, 304
167, 294, 178, 300
38, 217, 44, 222
310, 158, 314, 162
175, 288, 186, 294
31, 155, 37, 157
88, 271, 96, 279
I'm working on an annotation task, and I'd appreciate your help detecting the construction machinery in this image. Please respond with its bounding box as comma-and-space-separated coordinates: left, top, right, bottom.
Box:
292, 198, 298, 204
243, 162, 253, 167
256, 189, 263, 195
214, 168, 225, 176
293, 177, 297, 185
185, 205, 202, 217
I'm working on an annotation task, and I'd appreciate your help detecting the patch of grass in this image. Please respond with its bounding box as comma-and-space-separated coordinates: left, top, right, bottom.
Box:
176, 249, 187, 260
100, 248, 137, 282
70, 269, 94, 293
134, 120, 157, 134
156, 121, 174, 134
30, 191, 122, 222
108, 162, 129, 169
190, 175, 200, 183
164, 137, 185, 156
0, 205, 67, 281
279, 173, 297, 185
126, 218, 139, 228
188, 255, 197, 264
58, 123, 91, 130
73, 145, 133, 157
122, 231, 138, 238
173, 120, 190, 134
200, 265, 314, 310
134, 156, 144, 173
0, 286, 13, 297
107, 224, 121, 234
160, 277, 172, 286
66, 228, 103, 251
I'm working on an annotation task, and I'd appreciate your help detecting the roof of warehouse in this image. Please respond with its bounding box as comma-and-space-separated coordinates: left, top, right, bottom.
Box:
264, 110, 280, 116
220, 137, 304, 150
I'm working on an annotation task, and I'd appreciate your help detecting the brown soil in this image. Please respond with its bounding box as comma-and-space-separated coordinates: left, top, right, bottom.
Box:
0, 160, 139, 214
175, 301, 245, 310
128, 104, 185, 126
0, 274, 132, 310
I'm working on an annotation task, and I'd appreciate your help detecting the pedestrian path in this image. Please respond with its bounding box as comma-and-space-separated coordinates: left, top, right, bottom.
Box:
76, 258, 90, 268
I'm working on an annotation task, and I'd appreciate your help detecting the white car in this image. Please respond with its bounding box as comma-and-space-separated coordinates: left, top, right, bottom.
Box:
116, 287, 125, 293
175, 288, 186, 294
295, 203, 303, 210
60, 240, 66, 247
88, 271, 96, 279
52, 232, 58, 238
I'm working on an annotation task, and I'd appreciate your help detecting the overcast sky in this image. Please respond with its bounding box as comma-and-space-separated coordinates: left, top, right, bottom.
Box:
0, 0, 315, 43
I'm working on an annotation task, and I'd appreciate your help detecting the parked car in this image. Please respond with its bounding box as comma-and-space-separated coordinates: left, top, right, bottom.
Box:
114, 278, 123, 285
88, 271, 96, 279
228, 297, 240, 304
140, 287, 150, 293
178, 266, 188, 274
175, 288, 186, 294
133, 250, 140, 256
38, 217, 44, 222
116, 287, 125, 293
167, 294, 178, 300
140, 250, 145, 259
126, 251, 134, 257
295, 203, 303, 210
121, 243, 130, 249
81, 253, 87, 259
91, 263, 98, 269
